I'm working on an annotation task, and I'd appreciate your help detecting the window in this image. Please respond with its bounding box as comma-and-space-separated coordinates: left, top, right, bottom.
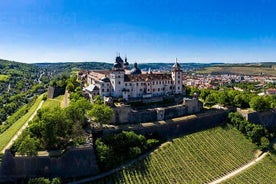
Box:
178, 81, 180, 84
178, 87, 180, 90
118, 81, 121, 85
153, 89, 155, 92
178, 75, 180, 79
118, 75, 120, 78
102, 89, 104, 92
107, 89, 109, 92
137, 83, 139, 86
125, 83, 128, 86
130, 83, 132, 86
153, 82, 155, 85
158, 88, 160, 91
148, 89, 150, 92
102, 84, 104, 87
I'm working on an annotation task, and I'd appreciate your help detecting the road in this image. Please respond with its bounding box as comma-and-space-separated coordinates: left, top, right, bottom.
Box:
1, 100, 44, 153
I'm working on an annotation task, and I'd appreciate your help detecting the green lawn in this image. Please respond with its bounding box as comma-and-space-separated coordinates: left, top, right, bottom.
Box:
0, 95, 44, 151
94, 126, 257, 184
41, 95, 64, 109
0, 74, 10, 82
223, 153, 276, 184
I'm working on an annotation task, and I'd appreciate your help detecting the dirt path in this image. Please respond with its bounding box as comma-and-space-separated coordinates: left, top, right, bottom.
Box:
1, 100, 44, 153
209, 152, 268, 184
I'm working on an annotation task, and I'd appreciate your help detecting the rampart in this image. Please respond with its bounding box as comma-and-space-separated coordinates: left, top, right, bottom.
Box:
104, 109, 228, 138
113, 98, 203, 124
0, 146, 99, 183
47, 86, 66, 99
237, 108, 276, 130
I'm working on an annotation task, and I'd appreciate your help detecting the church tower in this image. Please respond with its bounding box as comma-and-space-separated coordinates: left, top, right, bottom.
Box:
171, 58, 183, 94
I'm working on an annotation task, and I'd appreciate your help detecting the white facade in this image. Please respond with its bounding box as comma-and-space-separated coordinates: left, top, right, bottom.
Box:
86, 56, 184, 101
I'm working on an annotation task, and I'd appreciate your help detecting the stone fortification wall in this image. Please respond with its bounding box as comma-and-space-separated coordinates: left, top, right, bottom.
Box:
47, 86, 66, 99
0, 146, 99, 183
238, 109, 276, 130
104, 109, 228, 138
113, 98, 203, 124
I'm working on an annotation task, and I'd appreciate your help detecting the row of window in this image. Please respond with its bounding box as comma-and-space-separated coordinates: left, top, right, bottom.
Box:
101, 86, 181, 93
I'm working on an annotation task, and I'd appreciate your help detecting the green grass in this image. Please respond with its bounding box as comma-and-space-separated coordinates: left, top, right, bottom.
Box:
93, 126, 257, 184
0, 74, 10, 81
223, 153, 276, 184
41, 95, 64, 109
0, 95, 44, 151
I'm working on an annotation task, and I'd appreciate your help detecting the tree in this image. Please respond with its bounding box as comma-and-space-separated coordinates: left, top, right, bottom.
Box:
18, 135, 38, 156
249, 96, 270, 111
66, 81, 75, 92
29, 107, 72, 150
260, 136, 270, 150
88, 104, 114, 125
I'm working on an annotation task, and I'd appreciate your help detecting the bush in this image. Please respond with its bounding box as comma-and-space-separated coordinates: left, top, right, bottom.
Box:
95, 131, 159, 171
28, 177, 60, 184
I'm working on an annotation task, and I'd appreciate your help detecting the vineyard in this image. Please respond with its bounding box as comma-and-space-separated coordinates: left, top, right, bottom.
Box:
223, 153, 276, 183
93, 126, 257, 184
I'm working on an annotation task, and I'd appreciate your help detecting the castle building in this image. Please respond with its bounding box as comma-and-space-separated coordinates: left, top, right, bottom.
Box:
84, 56, 183, 101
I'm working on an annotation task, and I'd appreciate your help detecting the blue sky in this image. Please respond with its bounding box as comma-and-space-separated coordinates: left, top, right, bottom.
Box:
0, 0, 276, 63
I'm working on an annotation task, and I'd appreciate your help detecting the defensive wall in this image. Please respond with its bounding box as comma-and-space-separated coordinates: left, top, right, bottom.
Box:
237, 108, 276, 130
47, 86, 66, 99
113, 98, 203, 124
0, 146, 99, 183
0, 108, 229, 182
104, 109, 229, 138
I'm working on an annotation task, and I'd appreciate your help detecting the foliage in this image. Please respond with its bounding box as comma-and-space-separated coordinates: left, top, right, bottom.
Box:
11, 94, 92, 152
0, 95, 43, 151
95, 131, 159, 171
18, 134, 39, 156
28, 177, 60, 184
249, 96, 271, 111
88, 103, 114, 125
228, 112, 270, 148
28, 107, 73, 150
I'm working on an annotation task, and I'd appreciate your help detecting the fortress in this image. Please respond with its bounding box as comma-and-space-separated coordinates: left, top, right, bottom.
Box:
83, 55, 183, 101
80, 56, 203, 124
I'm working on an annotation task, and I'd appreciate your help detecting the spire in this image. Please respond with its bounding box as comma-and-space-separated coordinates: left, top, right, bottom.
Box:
172, 58, 181, 68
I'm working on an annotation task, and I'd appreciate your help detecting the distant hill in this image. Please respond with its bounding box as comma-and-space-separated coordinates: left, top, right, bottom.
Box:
0, 59, 45, 123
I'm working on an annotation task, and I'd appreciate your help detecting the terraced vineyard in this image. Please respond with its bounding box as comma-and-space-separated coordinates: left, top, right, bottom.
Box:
223, 153, 276, 184
93, 126, 257, 184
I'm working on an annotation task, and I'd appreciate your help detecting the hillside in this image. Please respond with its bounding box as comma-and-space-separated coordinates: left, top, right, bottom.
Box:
0, 60, 46, 124
195, 63, 276, 76
93, 126, 257, 184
